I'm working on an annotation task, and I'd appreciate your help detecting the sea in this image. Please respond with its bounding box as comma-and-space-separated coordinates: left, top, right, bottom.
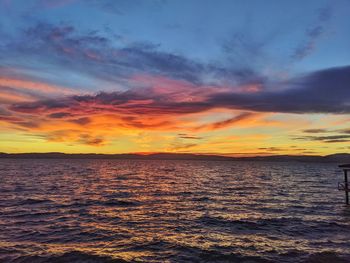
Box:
0, 159, 349, 263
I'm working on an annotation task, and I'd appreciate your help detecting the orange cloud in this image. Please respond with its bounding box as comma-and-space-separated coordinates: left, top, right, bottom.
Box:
1, 74, 337, 153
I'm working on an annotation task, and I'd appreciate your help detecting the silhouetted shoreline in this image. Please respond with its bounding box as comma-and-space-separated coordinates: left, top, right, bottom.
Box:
0, 152, 349, 163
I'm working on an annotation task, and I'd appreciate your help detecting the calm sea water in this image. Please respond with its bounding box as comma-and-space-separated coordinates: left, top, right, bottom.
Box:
0, 159, 349, 263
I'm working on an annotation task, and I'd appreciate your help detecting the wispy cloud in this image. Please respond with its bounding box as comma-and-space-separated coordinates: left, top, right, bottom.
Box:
194, 112, 257, 131
303, 128, 329, 133
295, 135, 350, 143
178, 134, 202, 140
296, 126, 350, 144
0, 77, 75, 95
291, 6, 332, 60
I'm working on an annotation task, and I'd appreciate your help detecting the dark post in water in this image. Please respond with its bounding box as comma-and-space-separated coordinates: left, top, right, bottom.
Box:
338, 164, 350, 205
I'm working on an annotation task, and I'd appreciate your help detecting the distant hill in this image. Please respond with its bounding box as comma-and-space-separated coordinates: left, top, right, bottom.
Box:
0, 152, 349, 163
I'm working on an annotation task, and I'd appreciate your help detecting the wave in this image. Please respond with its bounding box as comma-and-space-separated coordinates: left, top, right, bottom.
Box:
8, 251, 128, 263
302, 251, 350, 263
128, 240, 275, 262
3, 248, 350, 263
198, 249, 274, 262
103, 199, 140, 207
198, 215, 350, 237
17, 198, 53, 206
2, 160, 350, 262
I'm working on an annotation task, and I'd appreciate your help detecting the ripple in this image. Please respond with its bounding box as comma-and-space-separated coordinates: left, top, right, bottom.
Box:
0, 159, 349, 262
103, 199, 140, 207
9, 251, 128, 263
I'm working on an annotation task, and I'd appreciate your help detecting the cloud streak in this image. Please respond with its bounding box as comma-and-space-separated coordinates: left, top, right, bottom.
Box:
291, 6, 332, 60
0, 77, 75, 95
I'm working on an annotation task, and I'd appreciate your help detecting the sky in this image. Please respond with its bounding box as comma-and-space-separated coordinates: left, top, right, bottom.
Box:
0, 0, 350, 156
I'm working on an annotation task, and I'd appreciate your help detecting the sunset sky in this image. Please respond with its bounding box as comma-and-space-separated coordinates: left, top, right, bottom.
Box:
0, 0, 349, 156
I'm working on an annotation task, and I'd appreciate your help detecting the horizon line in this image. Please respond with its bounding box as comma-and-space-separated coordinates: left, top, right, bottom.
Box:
1, 152, 349, 158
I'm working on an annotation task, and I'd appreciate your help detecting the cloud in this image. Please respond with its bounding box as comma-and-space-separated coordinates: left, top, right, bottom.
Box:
42, 129, 106, 146
0, 69, 79, 105
291, 6, 332, 60
295, 135, 350, 143
8, 81, 212, 116
258, 147, 284, 152
194, 112, 256, 131
209, 65, 350, 114
47, 112, 73, 118
257, 145, 314, 154
303, 128, 329, 133
1, 20, 349, 149
0, 77, 75, 95
296, 126, 350, 144
302, 127, 350, 135
0, 87, 39, 103
222, 31, 271, 71
338, 128, 350, 134
178, 134, 202, 140
3, 22, 208, 85
168, 142, 198, 151
69, 117, 91, 125
4, 64, 350, 138
2, 21, 270, 89
78, 134, 105, 146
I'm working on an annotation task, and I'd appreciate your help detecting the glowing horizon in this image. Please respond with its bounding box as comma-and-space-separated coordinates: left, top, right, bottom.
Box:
0, 0, 349, 156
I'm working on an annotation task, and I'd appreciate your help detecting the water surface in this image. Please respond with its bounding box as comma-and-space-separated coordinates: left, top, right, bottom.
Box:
0, 159, 349, 262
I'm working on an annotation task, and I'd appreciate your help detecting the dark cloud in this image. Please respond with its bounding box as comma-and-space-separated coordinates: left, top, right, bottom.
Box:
47, 112, 73, 118
210, 65, 350, 114
296, 126, 350, 144
303, 128, 329, 133
169, 143, 198, 151
338, 128, 350, 134
194, 112, 255, 130
42, 129, 106, 146
10, 99, 71, 113
324, 139, 350, 143
258, 147, 283, 152
178, 134, 202, 140
15, 121, 41, 129
69, 117, 91, 125
295, 135, 350, 143
78, 134, 105, 146
302, 128, 350, 135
